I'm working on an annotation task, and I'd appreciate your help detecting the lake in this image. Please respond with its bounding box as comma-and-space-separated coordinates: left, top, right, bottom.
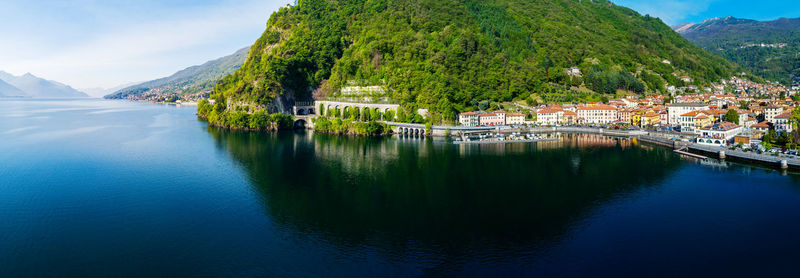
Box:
2, 99, 800, 277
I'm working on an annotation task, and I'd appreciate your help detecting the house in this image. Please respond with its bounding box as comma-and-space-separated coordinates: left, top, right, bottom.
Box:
696, 122, 742, 146
631, 109, 643, 126
694, 114, 714, 130
741, 115, 758, 128
577, 105, 618, 124
505, 113, 525, 126
536, 108, 563, 125
493, 111, 507, 125
764, 105, 783, 123
618, 109, 632, 124
774, 112, 793, 132
752, 121, 772, 133
479, 113, 504, 126
563, 111, 577, 124
737, 110, 750, 127
642, 111, 661, 126
458, 112, 480, 127
659, 111, 669, 126
680, 110, 711, 132
668, 103, 709, 126
567, 67, 582, 77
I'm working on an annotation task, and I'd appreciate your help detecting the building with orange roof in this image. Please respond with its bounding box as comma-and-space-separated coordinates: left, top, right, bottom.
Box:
680, 110, 712, 132
505, 113, 525, 126
563, 110, 577, 124
752, 121, 772, 133
668, 102, 709, 126
775, 111, 794, 132
577, 105, 618, 124
479, 113, 504, 126
536, 108, 564, 125
642, 111, 661, 126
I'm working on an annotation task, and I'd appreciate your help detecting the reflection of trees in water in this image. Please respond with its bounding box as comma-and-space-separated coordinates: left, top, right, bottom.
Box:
207, 128, 682, 265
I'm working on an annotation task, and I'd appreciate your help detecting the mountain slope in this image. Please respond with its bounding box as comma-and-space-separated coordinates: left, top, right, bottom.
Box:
105, 47, 249, 99
674, 16, 800, 84
0, 79, 26, 97
207, 0, 740, 124
0, 71, 87, 98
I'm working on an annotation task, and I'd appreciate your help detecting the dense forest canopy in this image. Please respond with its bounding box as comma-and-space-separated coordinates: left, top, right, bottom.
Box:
209, 0, 740, 123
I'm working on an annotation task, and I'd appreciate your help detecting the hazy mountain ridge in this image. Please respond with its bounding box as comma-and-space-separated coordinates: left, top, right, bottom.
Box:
674, 16, 800, 84
0, 71, 87, 98
0, 78, 26, 97
105, 47, 250, 99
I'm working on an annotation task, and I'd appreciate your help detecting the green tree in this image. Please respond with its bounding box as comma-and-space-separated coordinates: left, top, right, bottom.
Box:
541, 55, 554, 78
478, 101, 489, 111
724, 109, 739, 124
384, 109, 395, 121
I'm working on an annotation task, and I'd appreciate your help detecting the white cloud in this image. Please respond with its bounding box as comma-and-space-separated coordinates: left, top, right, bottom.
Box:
0, 0, 286, 89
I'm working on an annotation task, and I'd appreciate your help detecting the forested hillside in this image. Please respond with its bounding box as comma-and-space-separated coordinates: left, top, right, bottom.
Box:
205, 0, 740, 125
676, 17, 800, 85
106, 47, 249, 99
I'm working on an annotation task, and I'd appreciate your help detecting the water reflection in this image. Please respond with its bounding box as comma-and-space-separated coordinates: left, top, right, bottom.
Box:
208, 130, 682, 264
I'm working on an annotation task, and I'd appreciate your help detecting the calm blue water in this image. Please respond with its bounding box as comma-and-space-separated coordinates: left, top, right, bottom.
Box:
2, 99, 800, 277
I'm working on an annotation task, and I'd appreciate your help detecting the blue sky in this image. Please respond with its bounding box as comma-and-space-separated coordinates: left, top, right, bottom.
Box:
614, 0, 800, 25
0, 0, 796, 93
0, 0, 288, 93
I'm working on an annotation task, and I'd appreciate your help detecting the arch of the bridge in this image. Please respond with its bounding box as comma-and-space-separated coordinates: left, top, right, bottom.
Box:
294, 119, 307, 129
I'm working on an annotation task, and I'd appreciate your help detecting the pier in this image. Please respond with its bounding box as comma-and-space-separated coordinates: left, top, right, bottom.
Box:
688, 144, 800, 170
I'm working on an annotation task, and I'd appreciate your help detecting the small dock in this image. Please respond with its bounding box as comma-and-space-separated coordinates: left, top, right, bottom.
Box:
673, 148, 708, 159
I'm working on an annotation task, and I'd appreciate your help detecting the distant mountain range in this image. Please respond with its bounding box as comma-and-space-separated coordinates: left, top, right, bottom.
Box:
80, 82, 141, 98
0, 71, 87, 98
673, 16, 800, 84
0, 78, 26, 97
105, 47, 249, 99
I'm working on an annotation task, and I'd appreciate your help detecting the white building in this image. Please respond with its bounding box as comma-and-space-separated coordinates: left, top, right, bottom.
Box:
479, 113, 504, 126
536, 108, 563, 125
458, 112, 480, 127
668, 103, 709, 126
696, 122, 742, 146
506, 113, 525, 126
775, 112, 794, 132
764, 105, 783, 123
576, 105, 618, 124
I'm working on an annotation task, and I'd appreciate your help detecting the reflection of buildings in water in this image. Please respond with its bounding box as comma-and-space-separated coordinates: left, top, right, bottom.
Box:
457, 141, 540, 156
535, 133, 633, 150
454, 133, 639, 156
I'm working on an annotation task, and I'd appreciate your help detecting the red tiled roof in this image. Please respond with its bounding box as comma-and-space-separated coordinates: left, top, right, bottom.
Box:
577, 104, 617, 111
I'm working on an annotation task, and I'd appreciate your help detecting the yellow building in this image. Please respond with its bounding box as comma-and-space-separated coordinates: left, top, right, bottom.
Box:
694, 114, 714, 130
631, 111, 642, 126
642, 111, 660, 126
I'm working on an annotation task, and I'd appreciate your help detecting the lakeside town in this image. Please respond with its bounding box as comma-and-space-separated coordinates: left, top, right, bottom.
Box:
457, 76, 800, 152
